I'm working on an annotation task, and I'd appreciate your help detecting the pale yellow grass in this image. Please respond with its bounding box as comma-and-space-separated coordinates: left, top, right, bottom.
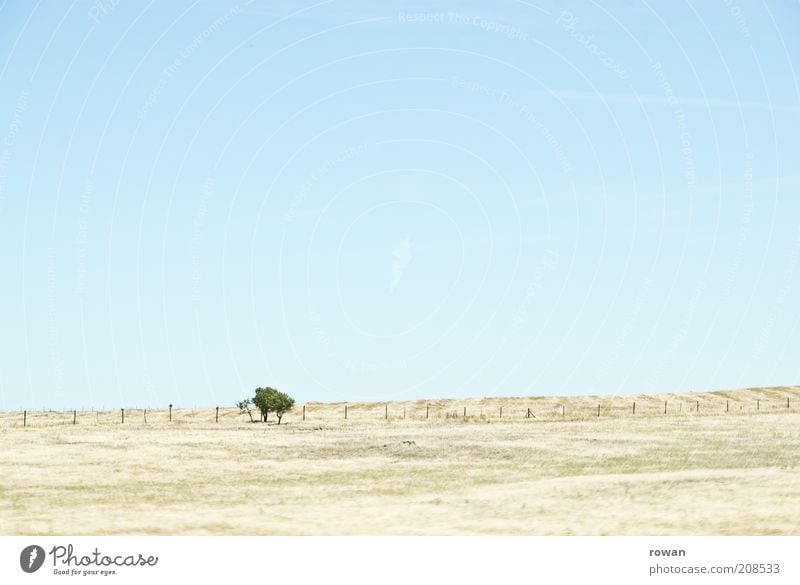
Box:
0, 387, 798, 535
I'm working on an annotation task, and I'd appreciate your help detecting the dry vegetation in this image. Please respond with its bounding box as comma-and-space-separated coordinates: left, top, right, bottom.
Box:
1, 386, 799, 535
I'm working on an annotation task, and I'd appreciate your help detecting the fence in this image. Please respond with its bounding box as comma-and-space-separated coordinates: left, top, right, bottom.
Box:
1, 393, 798, 428
0, 406, 245, 428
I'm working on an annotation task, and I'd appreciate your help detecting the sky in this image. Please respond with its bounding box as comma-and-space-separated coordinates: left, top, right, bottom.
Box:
0, 0, 799, 410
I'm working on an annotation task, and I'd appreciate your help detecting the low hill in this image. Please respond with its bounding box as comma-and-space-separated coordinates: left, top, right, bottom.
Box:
3, 385, 798, 428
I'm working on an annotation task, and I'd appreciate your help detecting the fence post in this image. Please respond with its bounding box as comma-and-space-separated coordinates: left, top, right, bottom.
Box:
562, 404, 565, 417
169, 404, 173, 422
463, 407, 466, 418
73, 410, 77, 425
726, 400, 729, 412
664, 401, 667, 414
696, 400, 699, 412
303, 405, 306, 421
757, 399, 760, 411
788, 398, 790, 409
597, 404, 600, 418
499, 406, 502, 418
216, 406, 219, 423
121, 408, 125, 424
426, 405, 429, 419
403, 408, 406, 419
23, 410, 27, 427
385, 404, 388, 420
345, 405, 348, 420
632, 401, 636, 415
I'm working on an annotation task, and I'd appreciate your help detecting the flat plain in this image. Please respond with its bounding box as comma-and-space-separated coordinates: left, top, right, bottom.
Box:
1, 386, 798, 535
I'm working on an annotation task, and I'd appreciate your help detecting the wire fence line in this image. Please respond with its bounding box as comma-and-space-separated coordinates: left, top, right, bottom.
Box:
1, 395, 797, 428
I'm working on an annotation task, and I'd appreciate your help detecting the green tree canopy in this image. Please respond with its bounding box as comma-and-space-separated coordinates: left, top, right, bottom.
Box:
252, 387, 295, 424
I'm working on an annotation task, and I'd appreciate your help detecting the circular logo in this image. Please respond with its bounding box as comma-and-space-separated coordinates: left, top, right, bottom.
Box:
20, 545, 45, 573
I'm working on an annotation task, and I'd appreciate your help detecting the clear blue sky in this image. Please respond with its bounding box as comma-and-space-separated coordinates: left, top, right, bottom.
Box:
1, 0, 798, 410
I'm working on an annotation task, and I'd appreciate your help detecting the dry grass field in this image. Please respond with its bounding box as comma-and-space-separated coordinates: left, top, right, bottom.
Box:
1, 386, 799, 535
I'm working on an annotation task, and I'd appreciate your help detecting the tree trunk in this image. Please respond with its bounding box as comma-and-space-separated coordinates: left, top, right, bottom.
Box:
277, 413, 283, 425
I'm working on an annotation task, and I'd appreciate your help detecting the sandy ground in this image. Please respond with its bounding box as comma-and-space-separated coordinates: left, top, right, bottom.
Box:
1, 387, 798, 535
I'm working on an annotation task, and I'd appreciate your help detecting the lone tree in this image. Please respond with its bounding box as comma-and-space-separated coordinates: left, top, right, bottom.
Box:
269, 390, 295, 425
251, 387, 296, 424
253, 387, 275, 422
237, 398, 255, 423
